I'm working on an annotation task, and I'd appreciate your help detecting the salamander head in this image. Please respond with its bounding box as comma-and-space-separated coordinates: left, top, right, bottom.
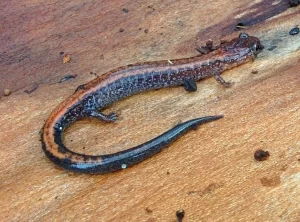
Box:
221, 33, 264, 57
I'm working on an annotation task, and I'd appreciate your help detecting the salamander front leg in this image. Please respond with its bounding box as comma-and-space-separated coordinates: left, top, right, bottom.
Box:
183, 79, 198, 92
214, 71, 232, 87
88, 110, 118, 122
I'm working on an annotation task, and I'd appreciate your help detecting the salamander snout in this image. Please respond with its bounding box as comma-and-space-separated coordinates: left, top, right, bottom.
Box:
238, 32, 264, 51
223, 33, 264, 55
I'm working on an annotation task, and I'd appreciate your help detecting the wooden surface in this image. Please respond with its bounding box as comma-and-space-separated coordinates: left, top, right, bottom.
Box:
0, 1, 299, 221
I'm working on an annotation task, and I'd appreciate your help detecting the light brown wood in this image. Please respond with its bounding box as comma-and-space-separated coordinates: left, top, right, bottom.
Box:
0, 1, 299, 221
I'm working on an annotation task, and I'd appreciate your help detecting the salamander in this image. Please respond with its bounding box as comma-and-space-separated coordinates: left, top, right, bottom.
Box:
41, 33, 263, 174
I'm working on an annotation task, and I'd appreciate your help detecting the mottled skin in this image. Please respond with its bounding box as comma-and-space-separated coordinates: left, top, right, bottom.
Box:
41, 33, 263, 174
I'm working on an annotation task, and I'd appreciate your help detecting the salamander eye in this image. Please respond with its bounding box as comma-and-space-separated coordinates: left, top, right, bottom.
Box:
239, 33, 249, 39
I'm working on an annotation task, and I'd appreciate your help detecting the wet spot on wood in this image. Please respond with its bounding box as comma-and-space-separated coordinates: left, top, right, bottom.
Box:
188, 190, 196, 195
188, 183, 223, 196
280, 165, 288, 171
260, 176, 281, 187
145, 218, 156, 222
145, 207, 153, 213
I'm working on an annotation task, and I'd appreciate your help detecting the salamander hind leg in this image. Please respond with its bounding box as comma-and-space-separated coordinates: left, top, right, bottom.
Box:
214, 71, 232, 87
88, 110, 118, 122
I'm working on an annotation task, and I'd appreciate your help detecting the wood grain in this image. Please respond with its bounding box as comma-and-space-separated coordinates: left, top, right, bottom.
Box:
0, 1, 299, 221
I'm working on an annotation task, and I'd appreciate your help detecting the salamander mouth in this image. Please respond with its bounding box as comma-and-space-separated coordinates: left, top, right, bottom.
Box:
256, 42, 264, 51
251, 42, 264, 56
